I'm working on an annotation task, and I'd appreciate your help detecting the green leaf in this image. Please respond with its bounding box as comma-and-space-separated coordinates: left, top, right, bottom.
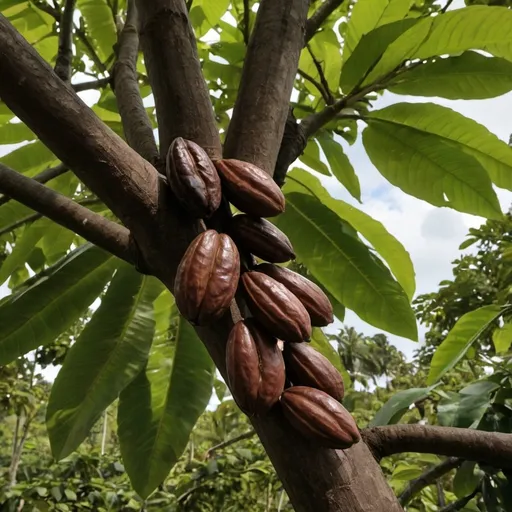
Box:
363, 121, 502, 219
368, 102, 512, 191
76, 0, 117, 62
0, 122, 35, 144
288, 169, 416, 300
427, 305, 505, 385
0, 245, 116, 365
299, 139, 330, 176
9, 5, 53, 44
190, 0, 230, 37
453, 462, 480, 499
391, 463, 423, 481
341, 18, 419, 93
369, 386, 436, 427
343, 0, 413, 63
47, 267, 162, 460
492, 323, 512, 354
309, 30, 342, 93
118, 303, 215, 499
276, 181, 417, 339
0, 141, 57, 177
389, 52, 512, 100
459, 238, 478, 250
0, 219, 47, 286
365, 6, 512, 85
317, 133, 361, 202
310, 327, 351, 388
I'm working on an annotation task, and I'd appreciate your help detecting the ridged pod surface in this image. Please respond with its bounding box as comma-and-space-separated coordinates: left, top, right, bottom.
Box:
255, 263, 333, 326
230, 215, 295, 264
214, 159, 285, 217
283, 343, 344, 402
241, 271, 311, 343
166, 137, 221, 218
280, 386, 360, 449
226, 319, 285, 416
175, 230, 240, 324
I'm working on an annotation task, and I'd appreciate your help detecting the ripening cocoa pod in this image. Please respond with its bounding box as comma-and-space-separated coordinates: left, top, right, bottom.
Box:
175, 230, 240, 324
230, 215, 295, 264
254, 263, 333, 326
166, 137, 221, 218
280, 386, 360, 449
283, 343, 344, 402
213, 159, 285, 217
226, 319, 285, 416
241, 271, 311, 343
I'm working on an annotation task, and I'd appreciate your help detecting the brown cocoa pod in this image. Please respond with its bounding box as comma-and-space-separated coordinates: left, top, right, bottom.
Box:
166, 137, 221, 218
254, 263, 333, 326
175, 230, 240, 324
213, 159, 285, 217
241, 271, 311, 343
226, 319, 285, 416
280, 386, 360, 449
283, 343, 344, 402
230, 215, 295, 264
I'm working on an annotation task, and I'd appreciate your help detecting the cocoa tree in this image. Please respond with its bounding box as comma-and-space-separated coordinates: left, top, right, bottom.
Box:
1, 0, 512, 511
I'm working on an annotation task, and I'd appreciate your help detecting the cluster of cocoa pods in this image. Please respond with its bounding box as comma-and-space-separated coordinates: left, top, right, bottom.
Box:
167, 137, 361, 450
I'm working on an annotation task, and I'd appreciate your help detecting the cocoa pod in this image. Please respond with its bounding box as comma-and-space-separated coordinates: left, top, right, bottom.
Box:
254, 263, 333, 326
280, 386, 360, 449
283, 343, 344, 402
175, 230, 240, 324
241, 271, 311, 343
226, 319, 285, 416
213, 159, 285, 217
166, 137, 221, 218
230, 215, 295, 264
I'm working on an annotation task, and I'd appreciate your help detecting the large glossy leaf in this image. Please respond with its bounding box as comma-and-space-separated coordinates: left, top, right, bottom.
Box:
389, 52, 512, 100
190, 0, 230, 37
317, 133, 361, 202
363, 122, 502, 219
427, 305, 505, 385
0, 141, 57, 176
341, 17, 419, 93
309, 30, 342, 93
8, 4, 53, 43
0, 245, 117, 365
342, 0, 413, 63
299, 139, 330, 176
369, 386, 436, 427
453, 462, 480, 499
0, 122, 35, 144
118, 302, 215, 499
275, 180, 417, 340
368, 102, 512, 191
288, 169, 416, 300
365, 6, 512, 85
493, 323, 512, 354
76, 0, 117, 62
437, 381, 499, 428
47, 267, 162, 460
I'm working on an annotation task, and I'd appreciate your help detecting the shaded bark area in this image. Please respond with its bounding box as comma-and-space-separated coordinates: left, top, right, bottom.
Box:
223, 0, 309, 174
135, 0, 221, 159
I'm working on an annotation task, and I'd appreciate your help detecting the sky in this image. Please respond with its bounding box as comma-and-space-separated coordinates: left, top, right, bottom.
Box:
1, 0, 511, 374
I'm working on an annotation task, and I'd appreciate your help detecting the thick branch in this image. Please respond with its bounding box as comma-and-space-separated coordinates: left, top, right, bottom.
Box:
223, 0, 310, 174
72, 77, 111, 92
135, 0, 221, 159
112, 0, 159, 166
0, 163, 133, 263
54, 0, 76, 81
305, 0, 345, 42
0, 163, 68, 208
363, 425, 512, 469
399, 457, 462, 506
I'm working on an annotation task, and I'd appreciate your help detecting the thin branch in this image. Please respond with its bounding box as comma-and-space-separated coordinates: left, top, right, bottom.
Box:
0, 163, 69, 208
72, 77, 111, 92
305, 0, 345, 42
242, 0, 250, 45
441, 0, 454, 14
54, 0, 77, 81
438, 486, 480, 512
437, 480, 446, 507
298, 69, 331, 105
75, 23, 108, 74
306, 44, 334, 104
135, 0, 221, 158
223, 0, 310, 174
362, 425, 512, 469
0, 163, 134, 263
399, 457, 462, 506
205, 430, 256, 459
112, 0, 159, 165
